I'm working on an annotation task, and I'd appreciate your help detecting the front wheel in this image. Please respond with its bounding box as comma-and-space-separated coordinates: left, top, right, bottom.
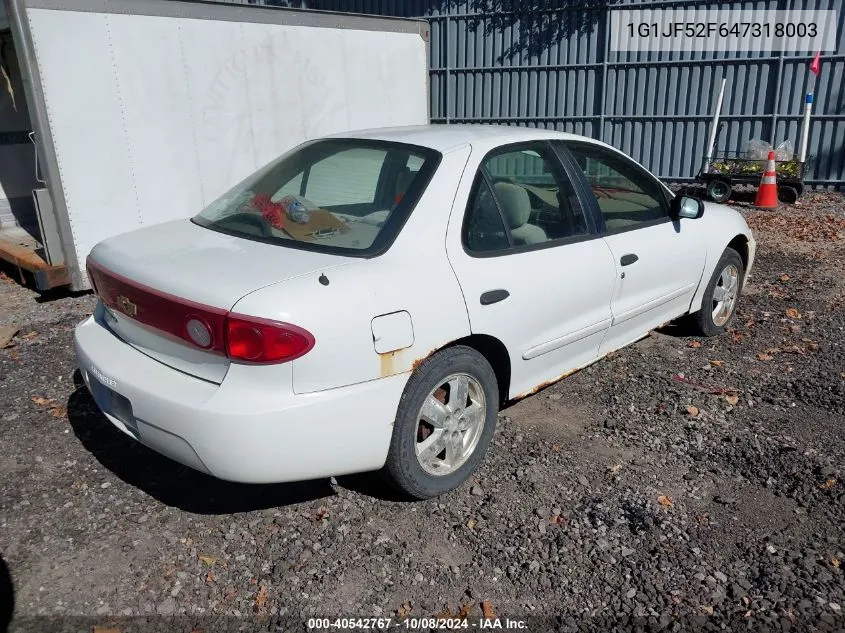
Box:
691, 247, 745, 337
383, 346, 499, 499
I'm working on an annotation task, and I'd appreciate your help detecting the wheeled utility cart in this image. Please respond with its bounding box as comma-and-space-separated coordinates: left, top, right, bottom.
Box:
698, 152, 812, 204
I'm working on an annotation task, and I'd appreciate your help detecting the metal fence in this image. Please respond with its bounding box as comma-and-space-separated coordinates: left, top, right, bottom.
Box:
230, 0, 845, 186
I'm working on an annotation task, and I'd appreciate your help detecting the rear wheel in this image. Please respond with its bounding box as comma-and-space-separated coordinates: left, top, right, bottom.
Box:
706, 179, 732, 203
383, 346, 498, 499
691, 247, 744, 337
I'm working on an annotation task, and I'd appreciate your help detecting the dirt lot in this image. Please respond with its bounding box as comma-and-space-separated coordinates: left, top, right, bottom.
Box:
1, 192, 844, 632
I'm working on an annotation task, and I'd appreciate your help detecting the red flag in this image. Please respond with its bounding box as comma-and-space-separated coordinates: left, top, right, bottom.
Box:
809, 51, 821, 76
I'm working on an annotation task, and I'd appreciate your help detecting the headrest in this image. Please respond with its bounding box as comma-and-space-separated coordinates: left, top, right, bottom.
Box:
493, 182, 531, 229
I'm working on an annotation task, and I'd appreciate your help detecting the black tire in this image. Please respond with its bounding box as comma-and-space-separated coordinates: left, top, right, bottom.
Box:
383, 346, 499, 499
691, 247, 745, 337
778, 185, 799, 204
706, 179, 732, 203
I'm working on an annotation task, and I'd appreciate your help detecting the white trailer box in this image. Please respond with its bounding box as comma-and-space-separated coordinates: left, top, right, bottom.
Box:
0, 0, 429, 290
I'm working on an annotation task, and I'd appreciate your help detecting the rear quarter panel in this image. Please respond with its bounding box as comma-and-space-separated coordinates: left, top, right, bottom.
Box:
230, 146, 474, 394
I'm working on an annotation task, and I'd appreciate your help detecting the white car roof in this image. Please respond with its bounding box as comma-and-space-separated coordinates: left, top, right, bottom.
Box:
325, 124, 595, 153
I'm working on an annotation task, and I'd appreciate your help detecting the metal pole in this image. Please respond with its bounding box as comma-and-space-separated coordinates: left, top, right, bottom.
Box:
770, 55, 784, 146
598, 4, 610, 142
444, 13, 450, 124
799, 93, 813, 162
704, 78, 727, 171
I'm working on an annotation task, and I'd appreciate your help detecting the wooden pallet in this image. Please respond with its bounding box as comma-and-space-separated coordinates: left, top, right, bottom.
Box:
0, 228, 69, 290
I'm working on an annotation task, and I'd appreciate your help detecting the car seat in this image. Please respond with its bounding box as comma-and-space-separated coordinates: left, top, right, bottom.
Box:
493, 182, 547, 245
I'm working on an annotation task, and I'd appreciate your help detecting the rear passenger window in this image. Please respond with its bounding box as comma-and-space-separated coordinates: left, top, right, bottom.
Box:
464, 178, 509, 253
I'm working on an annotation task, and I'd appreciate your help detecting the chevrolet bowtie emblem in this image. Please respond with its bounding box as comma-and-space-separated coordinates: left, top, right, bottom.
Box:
116, 295, 138, 317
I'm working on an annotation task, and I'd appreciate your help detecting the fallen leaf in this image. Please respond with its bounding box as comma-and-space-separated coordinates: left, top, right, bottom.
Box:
686, 405, 699, 416
21, 330, 38, 340
757, 353, 773, 361
819, 478, 836, 489
0, 324, 20, 348
50, 405, 67, 419
93, 628, 121, 633
254, 584, 267, 608
709, 360, 724, 367
456, 603, 474, 619
688, 340, 702, 348
310, 506, 330, 522
831, 558, 841, 568
551, 443, 561, 452
467, 518, 476, 529
205, 571, 216, 584
550, 514, 568, 525
397, 601, 413, 617
224, 589, 238, 601
198, 555, 217, 566
785, 308, 802, 319
657, 495, 673, 507
608, 464, 622, 475
726, 394, 739, 406
780, 274, 791, 282
480, 600, 496, 619
31, 395, 53, 406
700, 605, 714, 615
731, 331, 746, 344
184, 537, 193, 547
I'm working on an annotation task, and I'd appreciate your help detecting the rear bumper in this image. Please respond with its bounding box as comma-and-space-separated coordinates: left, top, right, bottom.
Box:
74, 314, 405, 483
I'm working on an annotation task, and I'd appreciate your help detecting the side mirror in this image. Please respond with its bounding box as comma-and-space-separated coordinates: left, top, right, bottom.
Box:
671, 195, 705, 220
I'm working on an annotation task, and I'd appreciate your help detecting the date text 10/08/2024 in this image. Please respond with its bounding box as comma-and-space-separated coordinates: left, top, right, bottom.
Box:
627, 21, 818, 39
306, 618, 528, 630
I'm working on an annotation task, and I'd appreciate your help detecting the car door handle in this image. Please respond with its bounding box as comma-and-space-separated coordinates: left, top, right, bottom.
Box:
480, 289, 510, 305
620, 253, 639, 266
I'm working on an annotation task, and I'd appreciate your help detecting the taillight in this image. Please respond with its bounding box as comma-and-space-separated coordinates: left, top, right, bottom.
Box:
87, 258, 314, 365
86, 263, 99, 295
225, 314, 315, 364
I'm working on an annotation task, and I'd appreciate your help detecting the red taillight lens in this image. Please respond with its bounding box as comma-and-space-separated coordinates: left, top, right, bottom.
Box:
225, 314, 315, 364
87, 258, 314, 365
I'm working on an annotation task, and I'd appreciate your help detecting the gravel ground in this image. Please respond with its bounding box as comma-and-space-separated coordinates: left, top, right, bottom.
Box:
1, 192, 844, 632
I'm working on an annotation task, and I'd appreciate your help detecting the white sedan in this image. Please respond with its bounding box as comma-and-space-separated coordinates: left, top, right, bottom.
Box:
75, 126, 755, 498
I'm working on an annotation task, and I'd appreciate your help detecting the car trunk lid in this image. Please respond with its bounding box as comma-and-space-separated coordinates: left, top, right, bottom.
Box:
87, 219, 351, 383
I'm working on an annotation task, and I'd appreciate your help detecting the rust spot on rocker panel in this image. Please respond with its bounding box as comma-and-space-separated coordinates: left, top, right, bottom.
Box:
512, 332, 652, 401
513, 366, 581, 401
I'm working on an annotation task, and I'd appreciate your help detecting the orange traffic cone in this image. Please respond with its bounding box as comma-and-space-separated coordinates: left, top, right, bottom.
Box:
754, 150, 779, 209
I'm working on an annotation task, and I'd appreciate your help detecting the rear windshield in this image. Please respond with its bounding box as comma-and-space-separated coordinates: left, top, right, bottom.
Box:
193, 139, 440, 256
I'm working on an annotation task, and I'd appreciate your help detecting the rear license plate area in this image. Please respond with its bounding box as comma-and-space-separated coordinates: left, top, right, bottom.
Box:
87, 373, 137, 434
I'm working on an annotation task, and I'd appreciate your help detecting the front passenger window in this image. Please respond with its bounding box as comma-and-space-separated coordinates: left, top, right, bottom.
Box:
565, 142, 668, 232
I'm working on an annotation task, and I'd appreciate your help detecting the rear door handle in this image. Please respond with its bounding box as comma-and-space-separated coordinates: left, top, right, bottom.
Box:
480, 289, 509, 305
620, 253, 639, 266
